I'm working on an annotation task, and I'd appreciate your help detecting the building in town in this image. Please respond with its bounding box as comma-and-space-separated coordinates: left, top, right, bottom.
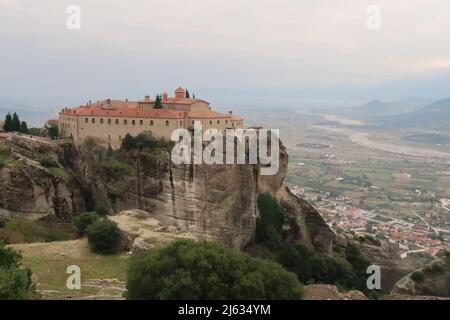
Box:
59, 87, 244, 148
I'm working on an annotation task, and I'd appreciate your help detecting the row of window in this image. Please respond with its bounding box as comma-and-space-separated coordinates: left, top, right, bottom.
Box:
81, 118, 239, 126
85, 118, 176, 126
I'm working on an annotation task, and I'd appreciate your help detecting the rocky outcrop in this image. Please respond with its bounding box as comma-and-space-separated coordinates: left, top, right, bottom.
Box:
358, 241, 416, 291
108, 209, 194, 252
0, 135, 85, 221
303, 284, 367, 300
392, 255, 450, 297
0, 133, 334, 251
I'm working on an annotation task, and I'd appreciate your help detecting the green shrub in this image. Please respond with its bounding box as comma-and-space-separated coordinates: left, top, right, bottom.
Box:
47, 167, 70, 179
126, 240, 303, 300
0, 145, 12, 169
47, 124, 59, 140
0, 218, 70, 244
0, 243, 34, 300
44, 229, 71, 242
84, 136, 97, 151
255, 194, 285, 245
73, 212, 100, 235
121, 132, 174, 151
86, 220, 122, 254
0, 145, 11, 156
411, 271, 425, 282
39, 156, 58, 168
100, 159, 134, 177
0, 219, 48, 243
425, 263, 444, 275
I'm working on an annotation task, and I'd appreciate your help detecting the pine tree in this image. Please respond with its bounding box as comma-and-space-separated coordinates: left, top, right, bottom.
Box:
3, 113, 12, 132
192, 94, 196, 99
19, 121, 28, 134
185, 89, 190, 99
154, 95, 163, 109
12, 113, 20, 132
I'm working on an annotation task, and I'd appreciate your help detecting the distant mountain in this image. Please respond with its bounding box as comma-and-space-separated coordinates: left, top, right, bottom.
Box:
317, 98, 433, 118
0, 99, 53, 127
358, 98, 433, 116
377, 97, 450, 131
425, 97, 450, 113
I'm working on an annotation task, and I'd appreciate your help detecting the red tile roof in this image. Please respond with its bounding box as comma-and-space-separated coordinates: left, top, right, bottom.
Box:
60, 104, 185, 119
188, 109, 230, 119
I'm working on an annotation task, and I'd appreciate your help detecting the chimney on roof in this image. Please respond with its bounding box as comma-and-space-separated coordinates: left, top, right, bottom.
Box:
229, 111, 232, 115
144, 95, 150, 101
175, 87, 186, 99
125, 98, 128, 102
106, 99, 111, 104
162, 92, 168, 102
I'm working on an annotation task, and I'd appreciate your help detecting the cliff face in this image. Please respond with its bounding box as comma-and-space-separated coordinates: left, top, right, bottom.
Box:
392, 255, 450, 297
0, 134, 334, 251
0, 135, 86, 221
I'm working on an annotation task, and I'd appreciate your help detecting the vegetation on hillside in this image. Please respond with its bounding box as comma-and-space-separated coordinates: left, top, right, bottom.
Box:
120, 132, 174, 152
47, 124, 59, 140
2, 113, 29, 134
250, 193, 374, 295
0, 145, 13, 169
73, 212, 100, 236
86, 219, 122, 254
0, 218, 70, 244
0, 242, 34, 299
126, 239, 303, 300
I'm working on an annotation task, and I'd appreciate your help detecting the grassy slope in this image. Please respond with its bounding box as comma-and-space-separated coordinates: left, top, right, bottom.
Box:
9, 239, 130, 299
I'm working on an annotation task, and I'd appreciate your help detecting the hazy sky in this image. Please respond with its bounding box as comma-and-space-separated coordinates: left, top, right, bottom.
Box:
1, 0, 450, 114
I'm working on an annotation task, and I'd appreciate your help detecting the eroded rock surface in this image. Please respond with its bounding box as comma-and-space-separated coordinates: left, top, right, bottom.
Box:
0, 133, 334, 251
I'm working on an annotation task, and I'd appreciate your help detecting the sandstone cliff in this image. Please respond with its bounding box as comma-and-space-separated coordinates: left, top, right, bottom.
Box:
392, 254, 450, 297
0, 133, 334, 251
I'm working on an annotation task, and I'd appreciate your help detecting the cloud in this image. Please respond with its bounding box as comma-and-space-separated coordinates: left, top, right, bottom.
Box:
0, 0, 450, 107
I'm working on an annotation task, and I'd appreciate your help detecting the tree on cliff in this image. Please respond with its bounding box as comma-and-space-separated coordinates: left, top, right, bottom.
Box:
3, 113, 12, 132
185, 89, 190, 98
125, 240, 303, 300
154, 95, 163, 109
11, 113, 20, 132
121, 133, 137, 150
19, 121, 28, 134
47, 124, 59, 140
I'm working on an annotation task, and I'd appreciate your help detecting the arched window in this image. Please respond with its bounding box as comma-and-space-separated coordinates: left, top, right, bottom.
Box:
115, 119, 119, 124
92, 118, 95, 123
217, 120, 220, 124
100, 118, 104, 124
108, 119, 111, 124
150, 120, 154, 126
85, 118, 88, 123
140, 120, 143, 125
132, 120, 136, 125
209, 120, 212, 125
165, 120, 169, 126
124, 119, 127, 125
